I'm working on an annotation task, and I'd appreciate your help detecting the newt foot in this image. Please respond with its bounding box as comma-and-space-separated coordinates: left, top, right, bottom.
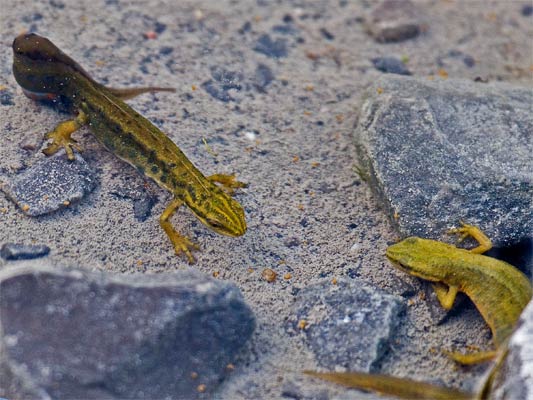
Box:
208, 173, 248, 196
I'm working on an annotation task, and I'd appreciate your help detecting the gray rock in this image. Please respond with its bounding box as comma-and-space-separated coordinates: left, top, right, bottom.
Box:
365, 0, 424, 43
371, 57, 411, 76
291, 278, 405, 371
1, 152, 97, 217
0, 243, 50, 260
0, 262, 255, 400
356, 75, 533, 247
0, 90, 15, 106
490, 299, 533, 400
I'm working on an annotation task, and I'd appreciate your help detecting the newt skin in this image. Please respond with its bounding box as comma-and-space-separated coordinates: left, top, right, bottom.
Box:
12, 33, 246, 263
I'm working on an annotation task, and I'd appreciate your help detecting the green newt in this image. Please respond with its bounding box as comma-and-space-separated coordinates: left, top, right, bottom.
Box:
306, 223, 532, 399
12, 33, 247, 263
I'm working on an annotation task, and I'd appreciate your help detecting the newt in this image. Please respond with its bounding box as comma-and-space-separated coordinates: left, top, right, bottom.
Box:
306, 223, 532, 399
12, 33, 247, 263
386, 222, 531, 364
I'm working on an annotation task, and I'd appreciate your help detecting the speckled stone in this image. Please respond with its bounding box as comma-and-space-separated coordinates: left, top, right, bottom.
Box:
0, 262, 255, 400
1, 152, 97, 217
356, 75, 533, 247
291, 278, 405, 372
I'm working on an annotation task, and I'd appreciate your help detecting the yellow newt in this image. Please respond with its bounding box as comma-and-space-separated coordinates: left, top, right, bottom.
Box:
306, 223, 531, 399
386, 222, 531, 364
11, 33, 247, 263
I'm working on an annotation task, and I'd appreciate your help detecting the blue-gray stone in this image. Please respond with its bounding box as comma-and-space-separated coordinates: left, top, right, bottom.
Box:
1, 152, 97, 217
291, 278, 405, 371
0, 243, 50, 260
372, 57, 411, 75
0, 262, 255, 400
356, 75, 533, 248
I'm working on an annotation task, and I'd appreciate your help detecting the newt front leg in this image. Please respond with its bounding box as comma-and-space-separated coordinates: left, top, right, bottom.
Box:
159, 198, 200, 264
43, 110, 88, 160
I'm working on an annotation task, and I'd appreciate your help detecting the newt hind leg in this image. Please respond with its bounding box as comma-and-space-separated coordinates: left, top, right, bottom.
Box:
448, 221, 492, 254
159, 198, 199, 264
42, 110, 88, 160
208, 173, 247, 196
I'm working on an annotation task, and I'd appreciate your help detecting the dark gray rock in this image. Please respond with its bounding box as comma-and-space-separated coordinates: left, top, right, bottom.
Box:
1, 152, 97, 217
291, 278, 405, 371
365, 0, 424, 43
356, 75, 533, 247
0, 90, 15, 106
0, 262, 255, 400
489, 299, 533, 400
0, 243, 50, 260
253, 34, 288, 58
371, 57, 411, 75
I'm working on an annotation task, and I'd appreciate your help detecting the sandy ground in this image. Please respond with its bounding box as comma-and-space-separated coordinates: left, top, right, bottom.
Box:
0, 0, 532, 398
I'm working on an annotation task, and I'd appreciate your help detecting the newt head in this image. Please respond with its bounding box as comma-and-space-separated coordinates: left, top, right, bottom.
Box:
386, 237, 448, 281
186, 187, 247, 238
12, 33, 94, 99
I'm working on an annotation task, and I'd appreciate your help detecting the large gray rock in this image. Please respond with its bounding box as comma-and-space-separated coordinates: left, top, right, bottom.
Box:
290, 279, 405, 372
356, 75, 533, 247
0, 262, 255, 400
490, 299, 533, 400
1, 152, 97, 217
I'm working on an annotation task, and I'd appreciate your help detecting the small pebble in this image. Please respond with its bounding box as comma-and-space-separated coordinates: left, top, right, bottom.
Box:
366, 0, 423, 43
0, 243, 50, 260
262, 268, 277, 282
0, 91, 15, 106
254, 63, 274, 92
143, 31, 158, 39
319, 27, 334, 40
521, 4, 533, 16
372, 57, 411, 75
